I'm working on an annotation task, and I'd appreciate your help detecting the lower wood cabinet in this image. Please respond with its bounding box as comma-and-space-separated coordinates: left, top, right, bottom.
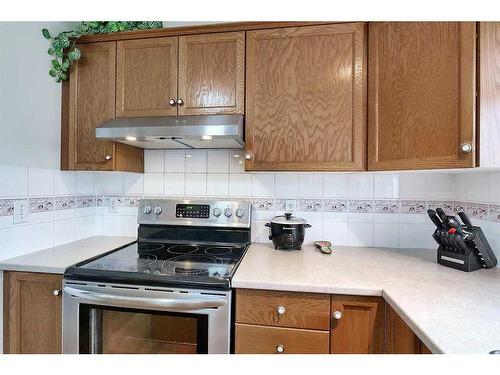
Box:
386, 303, 432, 354
330, 295, 384, 354
3, 271, 63, 354
235, 324, 330, 354
235, 288, 432, 354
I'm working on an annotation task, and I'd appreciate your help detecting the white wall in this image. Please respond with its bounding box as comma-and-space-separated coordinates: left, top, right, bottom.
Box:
0, 22, 78, 169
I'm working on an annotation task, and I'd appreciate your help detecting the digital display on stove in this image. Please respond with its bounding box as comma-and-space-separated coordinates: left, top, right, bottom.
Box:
176, 204, 210, 218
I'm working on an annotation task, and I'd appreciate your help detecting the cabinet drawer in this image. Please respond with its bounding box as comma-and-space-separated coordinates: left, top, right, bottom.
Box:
235, 289, 330, 330
235, 324, 330, 354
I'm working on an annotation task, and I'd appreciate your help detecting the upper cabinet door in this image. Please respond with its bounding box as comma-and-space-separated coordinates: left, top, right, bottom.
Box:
116, 37, 178, 117
68, 42, 115, 170
178, 32, 245, 115
245, 23, 366, 171
368, 22, 476, 171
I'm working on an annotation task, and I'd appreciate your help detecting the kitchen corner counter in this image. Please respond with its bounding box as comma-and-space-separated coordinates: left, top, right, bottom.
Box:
0, 236, 135, 274
233, 243, 500, 354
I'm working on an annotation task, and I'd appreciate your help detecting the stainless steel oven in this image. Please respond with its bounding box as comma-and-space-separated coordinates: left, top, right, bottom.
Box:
62, 198, 251, 354
63, 280, 231, 354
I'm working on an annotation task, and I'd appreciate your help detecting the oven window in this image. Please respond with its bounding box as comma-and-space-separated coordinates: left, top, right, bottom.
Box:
79, 305, 208, 354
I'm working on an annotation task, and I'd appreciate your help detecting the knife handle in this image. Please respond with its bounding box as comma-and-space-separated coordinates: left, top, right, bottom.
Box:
435, 208, 449, 226
427, 209, 444, 229
458, 211, 473, 228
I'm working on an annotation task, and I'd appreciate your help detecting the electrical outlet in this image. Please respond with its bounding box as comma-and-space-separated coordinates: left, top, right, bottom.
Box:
109, 197, 119, 213
13, 199, 28, 224
285, 199, 297, 213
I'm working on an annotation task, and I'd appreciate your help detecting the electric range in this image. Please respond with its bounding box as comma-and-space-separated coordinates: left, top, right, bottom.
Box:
62, 199, 251, 354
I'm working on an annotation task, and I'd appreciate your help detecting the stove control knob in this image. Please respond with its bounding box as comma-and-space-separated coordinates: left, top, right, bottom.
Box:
153, 206, 162, 215
235, 208, 245, 218
224, 208, 233, 218
143, 206, 152, 215
213, 208, 222, 217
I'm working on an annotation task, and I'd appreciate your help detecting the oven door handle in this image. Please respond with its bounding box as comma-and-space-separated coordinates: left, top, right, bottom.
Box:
64, 287, 227, 311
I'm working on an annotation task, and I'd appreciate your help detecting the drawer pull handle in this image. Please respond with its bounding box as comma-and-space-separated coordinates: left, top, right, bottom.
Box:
53, 289, 62, 296
276, 305, 286, 315
276, 344, 285, 353
333, 310, 342, 320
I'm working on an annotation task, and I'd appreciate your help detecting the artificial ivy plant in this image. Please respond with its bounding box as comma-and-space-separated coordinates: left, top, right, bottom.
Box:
42, 21, 163, 82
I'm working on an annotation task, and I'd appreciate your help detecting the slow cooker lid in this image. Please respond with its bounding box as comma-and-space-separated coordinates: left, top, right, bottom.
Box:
270, 212, 308, 225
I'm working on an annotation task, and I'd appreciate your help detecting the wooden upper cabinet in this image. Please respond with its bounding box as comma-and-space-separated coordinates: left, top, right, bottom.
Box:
116, 37, 178, 117
330, 295, 384, 354
368, 22, 476, 170
178, 32, 245, 115
3, 272, 63, 354
66, 42, 116, 170
62, 42, 143, 172
245, 23, 367, 171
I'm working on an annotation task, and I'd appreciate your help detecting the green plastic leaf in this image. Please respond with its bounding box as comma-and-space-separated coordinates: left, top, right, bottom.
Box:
42, 28, 51, 40
51, 59, 61, 70
58, 33, 70, 48
48, 69, 57, 77
47, 48, 54, 56
55, 48, 63, 58
68, 48, 81, 61
60, 73, 68, 81
61, 59, 70, 71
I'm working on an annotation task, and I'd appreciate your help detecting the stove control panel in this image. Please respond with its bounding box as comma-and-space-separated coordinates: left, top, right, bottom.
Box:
137, 199, 251, 228
175, 204, 210, 218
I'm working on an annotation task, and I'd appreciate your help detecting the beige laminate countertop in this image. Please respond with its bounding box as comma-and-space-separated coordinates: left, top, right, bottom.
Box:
0, 236, 135, 274
233, 243, 500, 354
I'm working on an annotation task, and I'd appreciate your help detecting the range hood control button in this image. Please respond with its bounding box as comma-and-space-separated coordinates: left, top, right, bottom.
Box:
213, 208, 222, 217
236, 208, 244, 218
143, 206, 152, 215
153, 206, 162, 215
224, 208, 233, 218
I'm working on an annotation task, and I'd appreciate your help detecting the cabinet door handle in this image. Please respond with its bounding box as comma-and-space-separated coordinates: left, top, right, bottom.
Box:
276, 305, 286, 315
276, 344, 285, 353
53, 289, 62, 296
333, 310, 342, 320
177, 98, 184, 106
105, 155, 112, 161
169, 99, 177, 106
460, 143, 473, 153
245, 153, 253, 160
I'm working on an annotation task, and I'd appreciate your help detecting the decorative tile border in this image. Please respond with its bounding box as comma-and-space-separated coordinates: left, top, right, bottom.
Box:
29, 197, 54, 213
373, 200, 399, 214
0, 199, 15, 216
323, 199, 348, 212
400, 200, 426, 214
1, 195, 500, 224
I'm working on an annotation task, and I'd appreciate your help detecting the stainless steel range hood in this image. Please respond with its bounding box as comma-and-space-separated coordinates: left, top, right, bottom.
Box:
95, 115, 244, 149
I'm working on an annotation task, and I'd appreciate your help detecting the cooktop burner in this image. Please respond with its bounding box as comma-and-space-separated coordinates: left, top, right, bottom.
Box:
64, 199, 252, 290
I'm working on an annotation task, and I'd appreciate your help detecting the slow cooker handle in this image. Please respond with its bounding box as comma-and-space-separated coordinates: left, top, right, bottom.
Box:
305, 224, 312, 228
265, 222, 272, 239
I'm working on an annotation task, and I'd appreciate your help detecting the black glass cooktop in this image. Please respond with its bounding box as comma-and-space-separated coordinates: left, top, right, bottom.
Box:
65, 241, 249, 290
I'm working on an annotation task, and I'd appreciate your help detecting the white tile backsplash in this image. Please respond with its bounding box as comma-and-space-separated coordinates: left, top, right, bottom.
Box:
185, 173, 207, 196
207, 151, 229, 173
0, 166, 28, 197
349, 174, 373, 198
4, 162, 500, 263
186, 150, 207, 173
165, 150, 186, 173
164, 173, 185, 196
207, 174, 229, 197
299, 173, 323, 198
145, 150, 165, 173
251, 173, 275, 197
323, 174, 349, 198
276, 174, 299, 197
28, 168, 54, 197
54, 171, 76, 195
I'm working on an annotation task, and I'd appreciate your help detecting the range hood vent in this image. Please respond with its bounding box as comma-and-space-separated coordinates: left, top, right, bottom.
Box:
96, 115, 244, 149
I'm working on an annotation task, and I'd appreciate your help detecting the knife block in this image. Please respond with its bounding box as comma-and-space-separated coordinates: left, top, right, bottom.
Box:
433, 225, 498, 272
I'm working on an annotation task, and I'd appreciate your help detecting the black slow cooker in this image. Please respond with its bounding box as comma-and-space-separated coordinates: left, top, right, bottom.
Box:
265, 213, 311, 250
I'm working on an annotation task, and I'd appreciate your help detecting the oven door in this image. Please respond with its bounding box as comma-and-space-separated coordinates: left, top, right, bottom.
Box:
62, 281, 231, 354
